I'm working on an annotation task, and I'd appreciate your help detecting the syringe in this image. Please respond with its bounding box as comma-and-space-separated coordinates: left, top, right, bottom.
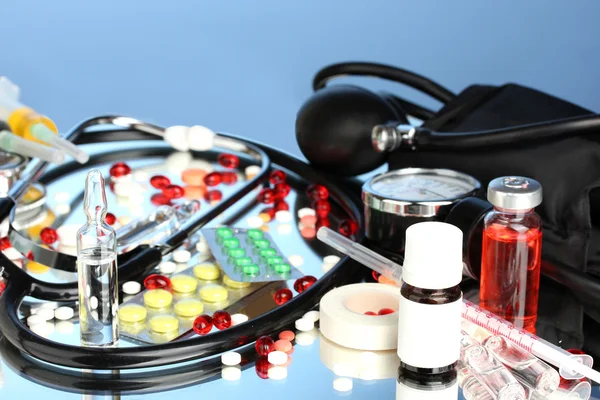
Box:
316, 226, 600, 385
0, 130, 65, 164
0, 77, 89, 163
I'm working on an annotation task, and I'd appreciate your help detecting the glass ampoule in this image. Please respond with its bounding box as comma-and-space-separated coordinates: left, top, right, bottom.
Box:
77, 169, 119, 347
457, 360, 494, 400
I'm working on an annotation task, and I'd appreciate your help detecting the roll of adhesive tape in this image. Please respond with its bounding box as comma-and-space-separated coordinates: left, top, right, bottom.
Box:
319, 283, 400, 351
319, 334, 400, 380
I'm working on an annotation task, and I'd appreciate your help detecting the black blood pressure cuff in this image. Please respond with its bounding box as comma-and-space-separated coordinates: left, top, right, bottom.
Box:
388, 84, 600, 278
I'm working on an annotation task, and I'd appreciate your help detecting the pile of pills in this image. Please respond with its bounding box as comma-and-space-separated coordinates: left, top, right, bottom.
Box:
26, 303, 75, 338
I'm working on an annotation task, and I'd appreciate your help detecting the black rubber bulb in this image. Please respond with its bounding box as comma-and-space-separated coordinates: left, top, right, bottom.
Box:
295, 85, 402, 177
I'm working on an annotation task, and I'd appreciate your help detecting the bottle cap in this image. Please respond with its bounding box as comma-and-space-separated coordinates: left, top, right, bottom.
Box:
487, 176, 542, 210
402, 222, 463, 289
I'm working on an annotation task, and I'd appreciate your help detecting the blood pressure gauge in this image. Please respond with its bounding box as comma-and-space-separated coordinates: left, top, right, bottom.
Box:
362, 168, 481, 263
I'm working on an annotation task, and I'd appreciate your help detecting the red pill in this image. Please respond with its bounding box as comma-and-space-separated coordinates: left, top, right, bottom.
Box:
274, 201, 289, 212
316, 217, 330, 229
109, 162, 131, 178
0, 280, 5, 296
275, 183, 291, 196
162, 184, 184, 199
144, 274, 172, 290
257, 188, 275, 204
151, 193, 172, 206
26, 251, 34, 261
273, 288, 293, 305
261, 207, 276, 219
212, 310, 232, 330
193, 314, 213, 335
372, 271, 381, 281
313, 200, 331, 218
40, 227, 59, 245
205, 190, 223, 203
0, 237, 10, 250
339, 219, 358, 237
150, 175, 171, 189
293, 275, 317, 294
306, 184, 329, 201
300, 226, 317, 239
364, 311, 377, 316
204, 172, 222, 186
269, 170, 287, 185
255, 356, 271, 379
279, 330, 295, 341
218, 153, 240, 169
378, 308, 395, 315
105, 212, 117, 226
255, 335, 275, 356
222, 171, 238, 185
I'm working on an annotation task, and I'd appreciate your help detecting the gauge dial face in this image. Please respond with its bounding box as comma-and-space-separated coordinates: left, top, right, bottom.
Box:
370, 171, 477, 202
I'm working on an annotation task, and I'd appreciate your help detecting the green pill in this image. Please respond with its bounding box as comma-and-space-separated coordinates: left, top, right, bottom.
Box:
222, 237, 240, 248
234, 256, 253, 267
242, 264, 260, 275
247, 229, 264, 240
266, 256, 284, 266
217, 227, 234, 238
228, 248, 246, 258
259, 248, 277, 258
253, 239, 270, 249
274, 263, 291, 273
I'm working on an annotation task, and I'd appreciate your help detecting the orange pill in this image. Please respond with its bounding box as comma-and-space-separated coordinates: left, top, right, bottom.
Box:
184, 185, 208, 200
182, 168, 208, 186
279, 330, 295, 341
300, 226, 316, 239
285, 346, 294, 355
300, 215, 317, 226
378, 274, 399, 286
274, 339, 293, 353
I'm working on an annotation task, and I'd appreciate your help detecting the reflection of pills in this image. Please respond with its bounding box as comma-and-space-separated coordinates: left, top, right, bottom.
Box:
275, 210, 292, 222
174, 299, 204, 317
303, 310, 320, 322
149, 315, 179, 333
55, 320, 75, 335
300, 215, 317, 226
324, 255, 341, 265
333, 377, 353, 392
199, 284, 228, 302
277, 224, 292, 235
222, 366, 242, 381
268, 366, 288, 380
295, 318, 314, 331
159, 261, 177, 274
118, 304, 148, 323
171, 275, 198, 293
268, 350, 288, 365
223, 275, 251, 289
55, 307, 74, 321
288, 255, 304, 267
184, 185, 207, 200
221, 351, 242, 366
173, 250, 191, 263
123, 281, 142, 295
231, 313, 249, 325
182, 168, 208, 186
30, 322, 54, 337
300, 226, 317, 239
246, 216, 263, 228
144, 289, 173, 309
194, 263, 220, 280
90, 296, 99, 310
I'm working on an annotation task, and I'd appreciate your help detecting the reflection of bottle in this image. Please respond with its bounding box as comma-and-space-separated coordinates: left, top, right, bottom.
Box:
480, 176, 542, 334
396, 367, 458, 400
77, 170, 119, 347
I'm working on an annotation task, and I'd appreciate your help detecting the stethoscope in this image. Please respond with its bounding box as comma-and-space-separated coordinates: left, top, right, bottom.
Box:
0, 115, 365, 370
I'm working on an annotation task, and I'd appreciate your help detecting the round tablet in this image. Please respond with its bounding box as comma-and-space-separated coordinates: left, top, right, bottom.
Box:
122, 281, 142, 295
149, 315, 179, 333
253, 239, 270, 249
245, 165, 261, 180
279, 330, 295, 341
199, 284, 228, 302
246, 216, 263, 228
268, 366, 288, 380
174, 299, 204, 317
333, 377, 353, 392
242, 264, 259, 275
55, 320, 75, 335
54, 306, 74, 321
159, 261, 177, 274
56, 224, 78, 247
173, 250, 191, 263
295, 318, 314, 332
230, 313, 249, 325
181, 168, 208, 186
222, 237, 240, 249
247, 228, 264, 240
27, 315, 44, 327
274, 340, 293, 353
196, 240, 211, 255
216, 227, 234, 238
303, 310, 320, 322
259, 248, 277, 258
266, 256, 284, 266
223, 275, 251, 289
118, 304, 148, 323
275, 210, 292, 223
228, 248, 246, 258
221, 351, 242, 366
36, 307, 55, 321
143, 289, 173, 309
170, 275, 198, 294
54, 191, 70, 203
323, 255, 341, 265
268, 350, 288, 366
297, 207, 316, 218
222, 366, 242, 381
274, 263, 291, 274
194, 263, 220, 280
234, 256, 253, 267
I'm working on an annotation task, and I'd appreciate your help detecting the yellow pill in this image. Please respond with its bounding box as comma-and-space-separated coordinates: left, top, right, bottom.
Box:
174, 299, 204, 317
118, 304, 148, 323
149, 315, 179, 333
194, 263, 220, 280
143, 289, 173, 309
199, 284, 229, 302
223, 274, 251, 289
170, 275, 198, 293
26, 261, 50, 274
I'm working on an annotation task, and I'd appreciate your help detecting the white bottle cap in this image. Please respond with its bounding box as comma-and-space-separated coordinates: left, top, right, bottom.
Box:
402, 222, 463, 290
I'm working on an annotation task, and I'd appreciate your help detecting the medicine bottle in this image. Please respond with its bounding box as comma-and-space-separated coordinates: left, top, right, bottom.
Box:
479, 176, 542, 334
397, 221, 464, 375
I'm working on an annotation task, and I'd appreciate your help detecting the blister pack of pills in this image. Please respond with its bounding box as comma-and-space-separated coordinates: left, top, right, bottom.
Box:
119, 261, 279, 344
202, 227, 304, 282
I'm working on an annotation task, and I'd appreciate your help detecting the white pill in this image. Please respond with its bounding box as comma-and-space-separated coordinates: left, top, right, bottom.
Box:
267, 351, 288, 366
118, 215, 132, 226
275, 210, 292, 223
159, 261, 177, 274
27, 315, 44, 327
196, 240, 210, 255
333, 377, 353, 392
55, 320, 75, 335
90, 296, 99, 310
122, 281, 141, 295
324, 255, 341, 265
245, 165, 261, 180
298, 208, 316, 218
221, 366, 242, 381
276, 224, 292, 235
133, 170, 149, 182
165, 151, 193, 173
322, 262, 334, 273
295, 318, 314, 332
164, 126, 191, 152
246, 216, 263, 228
295, 329, 318, 346
187, 125, 215, 151
268, 366, 288, 380
230, 313, 249, 326
30, 322, 54, 337
36, 307, 55, 321
173, 250, 191, 263
54, 191, 70, 203
221, 351, 242, 366
55, 203, 71, 215
40, 302, 59, 310
288, 255, 304, 267
54, 306, 74, 321
57, 224, 79, 247
113, 181, 133, 197
91, 310, 99, 320
303, 310, 320, 322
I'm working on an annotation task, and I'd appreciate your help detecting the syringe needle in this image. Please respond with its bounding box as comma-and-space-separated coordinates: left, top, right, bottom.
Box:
30, 123, 89, 164
0, 130, 65, 163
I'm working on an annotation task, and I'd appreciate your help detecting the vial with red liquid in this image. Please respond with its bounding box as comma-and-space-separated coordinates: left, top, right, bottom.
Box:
480, 176, 543, 334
